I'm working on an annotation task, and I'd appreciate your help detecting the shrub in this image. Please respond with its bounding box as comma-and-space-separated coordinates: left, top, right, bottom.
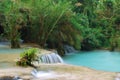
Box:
16, 48, 38, 67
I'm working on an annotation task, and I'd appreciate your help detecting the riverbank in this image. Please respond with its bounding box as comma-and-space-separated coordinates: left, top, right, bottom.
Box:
0, 53, 117, 80
0, 64, 117, 80
0, 43, 117, 80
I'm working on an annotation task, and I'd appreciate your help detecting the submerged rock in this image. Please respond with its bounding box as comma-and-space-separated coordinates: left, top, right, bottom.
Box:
0, 76, 22, 80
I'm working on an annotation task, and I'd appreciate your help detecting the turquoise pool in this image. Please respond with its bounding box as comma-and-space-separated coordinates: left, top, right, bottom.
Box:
63, 50, 120, 72
0, 42, 26, 54
0, 48, 26, 54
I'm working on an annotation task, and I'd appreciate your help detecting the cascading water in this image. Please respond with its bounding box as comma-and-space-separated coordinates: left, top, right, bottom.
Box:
37, 45, 77, 64
39, 53, 63, 63
31, 52, 64, 79
64, 45, 77, 54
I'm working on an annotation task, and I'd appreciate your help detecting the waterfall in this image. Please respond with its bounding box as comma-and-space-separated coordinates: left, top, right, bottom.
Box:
31, 69, 55, 78
64, 45, 77, 54
40, 53, 64, 63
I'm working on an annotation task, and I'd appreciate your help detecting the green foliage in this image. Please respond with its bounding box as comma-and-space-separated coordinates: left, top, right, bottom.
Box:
0, 0, 26, 48
70, 13, 104, 50
16, 48, 38, 67
73, 0, 120, 50
27, 0, 74, 47
117, 37, 120, 48
0, 0, 120, 55
17, 0, 80, 55
95, 0, 120, 49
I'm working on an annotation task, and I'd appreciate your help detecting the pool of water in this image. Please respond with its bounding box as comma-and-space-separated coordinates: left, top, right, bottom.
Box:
63, 50, 120, 72
0, 48, 26, 54
0, 48, 27, 68
0, 42, 26, 54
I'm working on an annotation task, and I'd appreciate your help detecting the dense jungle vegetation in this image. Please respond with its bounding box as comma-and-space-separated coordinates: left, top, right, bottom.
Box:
0, 0, 120, 56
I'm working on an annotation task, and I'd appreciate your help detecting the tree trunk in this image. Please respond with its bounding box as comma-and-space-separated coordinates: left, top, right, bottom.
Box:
11, 40, 20, 48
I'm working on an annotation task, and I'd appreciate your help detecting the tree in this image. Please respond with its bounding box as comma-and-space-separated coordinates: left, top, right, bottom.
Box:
1, 0, 26, 48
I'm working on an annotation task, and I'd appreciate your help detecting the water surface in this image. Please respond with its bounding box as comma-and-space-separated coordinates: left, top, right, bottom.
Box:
0, 42, 26, 68
63, 50, 120, 72
0, 48, 26, 54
